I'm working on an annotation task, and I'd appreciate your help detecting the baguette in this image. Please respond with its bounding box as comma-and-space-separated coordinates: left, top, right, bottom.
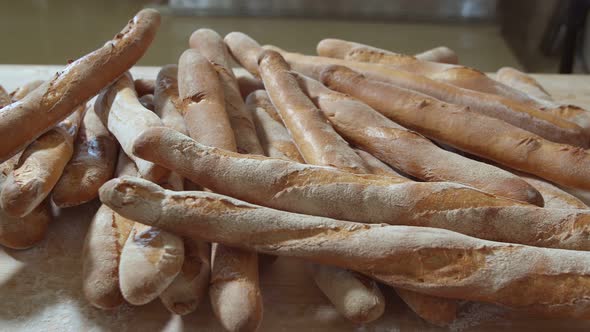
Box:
245, 89, 385, 324
258, 50, 369, 173
100, 176, 590, 319
0, 85, 10, 109
266, 46, 588, 147
154, 65, 188, 134
153, 70, 211, 315
1, 106, 83, 217
95, 72, 169, 182
496, 67, 551, 101
353, 148, 404, 178
0, 9, 160, 163
190, 29, 264, 155
317, 39, 541, 104
415, 46, 458, 64
52, 102, 118, 207
132, 127, 590, 251
0, 154, 51, 249
9, 80, 44, 102
320, 65, 590, 193
246, 90, 305, 162
295, 73, 544, 205
116, 151, 185, 306
138, 94, 154, 111
134, 78, 155, 97
516, 172, 588, 209
495, 67, 590, 132
237, 74, 264, 99
189, 29, 263, 331
177, 50, 237, 151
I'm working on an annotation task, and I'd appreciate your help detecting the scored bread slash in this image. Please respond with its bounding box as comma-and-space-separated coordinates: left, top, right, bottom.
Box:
1, 105, 84, 217
52, 102, 118, 208
99, 176, 590, 320
319, 65, 590, 194
94, 72, 169, 183
132, 127, 590, 252
0, 8, 160, 163
295, 72, 544, 205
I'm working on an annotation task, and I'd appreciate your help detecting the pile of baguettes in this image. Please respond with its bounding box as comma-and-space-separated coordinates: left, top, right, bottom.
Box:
3, 7, 590, 330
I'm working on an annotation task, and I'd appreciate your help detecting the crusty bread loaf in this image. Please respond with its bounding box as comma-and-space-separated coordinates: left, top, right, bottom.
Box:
82, 204, 133, 309
177, 50, 237, 151
268, 47, 588, 147
0, 154, 51, 249
415, 46, 458, 64
395, 289, 458, 326
100, 176, 590, 319
160, 238, 211, 315
0, 9, 160, 163
9, 80, 44, 102
95, 72, 169, 182
225, 32, 264, 76
296, 73, 543, 205
134, 78, 155, 97
353, 149, 405, 178
320, 65, 590, 193
237, 74, 264, 99
138, 94, 154, 111
246, 90, 305, 162
258, 50, 369, 173
52, 103, 118, 208
153, 65, 189, 134
245, 87, 385, 324
1, 106, 83, 217
0, 85, 10, 109
191, 29, 264, 155
518, 173, 588, 209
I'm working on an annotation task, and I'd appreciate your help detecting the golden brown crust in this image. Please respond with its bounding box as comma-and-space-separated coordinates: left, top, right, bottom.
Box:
395, 289, 458, 326
52, 104, 118, 207
192, 29, 264, 155
0, 9, 160, 163
320, 65, 590, 192
1, 106, 83, 217
99, 176, 590, 319
353, 148, 405, 179
269, 47, 588, 147
133, 127, 590, 251
10, 80, 44, 102
177, 49, 237, 151
134, 78, 155, 97
154, 65, 188, 135
258, 50, 369, 173
496, 67, 551, 101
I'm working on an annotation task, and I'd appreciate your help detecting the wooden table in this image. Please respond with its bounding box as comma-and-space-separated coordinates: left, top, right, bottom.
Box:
1, 65, 589, 331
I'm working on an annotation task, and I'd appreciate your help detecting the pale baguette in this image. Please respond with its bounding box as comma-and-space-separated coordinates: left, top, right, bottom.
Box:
132, 127, 590, 251
265, 46, 588, 146
0, 9, 160, 163
258, 50, 369, 173
244, 89, 386, 324
100, 177, 590, 319
185, 33, 263, 330
134, 78, 155, 97
95, 72, 169, 182
115, 151, 185, 306
0, 154, 51, 249
153, 65, 188, 134
320, 65, 590, 193
9, 80, 44, 102
415, 46, 458, 64
295, 73, 543, 205
52, 103, 118, 207
191, 29, 264, 155
1, 106, 83, 217
177, 50, 237, 151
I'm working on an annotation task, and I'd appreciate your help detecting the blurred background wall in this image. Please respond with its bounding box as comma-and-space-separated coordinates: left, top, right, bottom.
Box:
0, 0, 584, 73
